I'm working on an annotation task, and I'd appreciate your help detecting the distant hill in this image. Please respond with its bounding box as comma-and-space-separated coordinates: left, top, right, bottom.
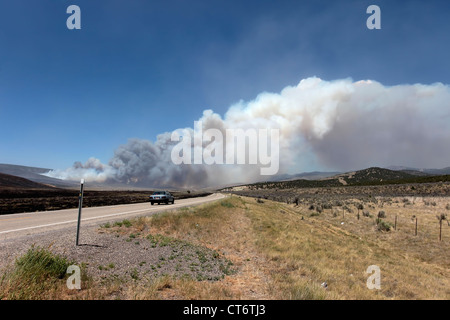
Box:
330, 167, 416, 185
267, 165, 450, 184
268, 171, 341, 182
421, 167, 450, 175
0, 172, 56, 189
0, 163, 154, 190
0, 164, 79, 188
2, 163, 450, 191
227, 166, 450, 190
387, 165, 450, 176
0, 163, 51, 177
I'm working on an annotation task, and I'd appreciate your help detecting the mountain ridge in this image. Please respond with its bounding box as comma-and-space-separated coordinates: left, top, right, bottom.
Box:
1, 163, 450, 190
0, 172, 57, 189
225, 166, 450, 190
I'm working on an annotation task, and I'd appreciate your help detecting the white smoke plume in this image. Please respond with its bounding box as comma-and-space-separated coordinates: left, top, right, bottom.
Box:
46, 157, 116, 183
45, 77, 450, 188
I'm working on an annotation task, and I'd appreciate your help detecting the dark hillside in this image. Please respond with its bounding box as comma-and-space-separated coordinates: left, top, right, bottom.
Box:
0, 173, 55, 189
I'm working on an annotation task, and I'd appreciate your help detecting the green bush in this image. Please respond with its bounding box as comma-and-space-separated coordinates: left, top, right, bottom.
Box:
220, 200, 234, 208
14, 246, 73, 280
377, 211, 386, 218
376, 218, 393, 232
122, 219, 132, 227
0, 246, 75, 299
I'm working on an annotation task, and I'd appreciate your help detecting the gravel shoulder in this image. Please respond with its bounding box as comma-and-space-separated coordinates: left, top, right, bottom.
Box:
0, 219, 232, 284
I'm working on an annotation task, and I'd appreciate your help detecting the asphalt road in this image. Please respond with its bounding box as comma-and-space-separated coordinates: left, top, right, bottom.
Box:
0, 193, 225, 242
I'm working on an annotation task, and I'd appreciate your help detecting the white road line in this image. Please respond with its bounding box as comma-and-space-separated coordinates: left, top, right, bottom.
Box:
0, 219, 79, 235
0, 208, 152, 235
0, 194, 224, 235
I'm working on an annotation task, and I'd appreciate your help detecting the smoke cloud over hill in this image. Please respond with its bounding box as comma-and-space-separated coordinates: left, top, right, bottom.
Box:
45, 77, 450, 188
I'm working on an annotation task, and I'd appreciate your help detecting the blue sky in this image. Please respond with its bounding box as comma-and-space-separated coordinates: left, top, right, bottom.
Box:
1, 0, 450, 170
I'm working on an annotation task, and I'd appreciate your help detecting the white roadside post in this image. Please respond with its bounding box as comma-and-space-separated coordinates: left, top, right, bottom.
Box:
76, 179, 85, 246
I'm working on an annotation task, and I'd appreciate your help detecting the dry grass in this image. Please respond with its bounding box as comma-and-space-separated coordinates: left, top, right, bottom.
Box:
2, 194, 448, 300
117, 195, 449, 300
113, 197, 276, 300
252, 195, 449, 299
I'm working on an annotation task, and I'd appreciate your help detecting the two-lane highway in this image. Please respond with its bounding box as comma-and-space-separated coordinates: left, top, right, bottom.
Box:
0, 193, 225, 242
